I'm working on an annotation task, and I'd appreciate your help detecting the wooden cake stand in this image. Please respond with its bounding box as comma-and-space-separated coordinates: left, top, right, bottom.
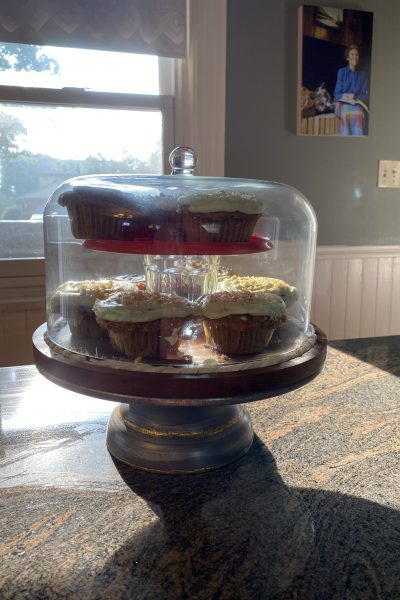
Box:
33, 323, 327, 474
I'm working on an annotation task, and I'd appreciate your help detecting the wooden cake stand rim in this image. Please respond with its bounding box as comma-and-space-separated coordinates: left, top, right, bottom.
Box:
33, 323, 327, 405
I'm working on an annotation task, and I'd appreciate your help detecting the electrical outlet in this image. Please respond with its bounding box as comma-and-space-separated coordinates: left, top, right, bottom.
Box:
378, 160, 400, 188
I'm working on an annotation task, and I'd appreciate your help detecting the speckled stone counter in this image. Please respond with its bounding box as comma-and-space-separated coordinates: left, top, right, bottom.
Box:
1, 337, 400, 599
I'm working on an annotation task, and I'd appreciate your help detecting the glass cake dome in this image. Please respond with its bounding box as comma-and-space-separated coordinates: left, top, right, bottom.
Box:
43, 149, 317, 372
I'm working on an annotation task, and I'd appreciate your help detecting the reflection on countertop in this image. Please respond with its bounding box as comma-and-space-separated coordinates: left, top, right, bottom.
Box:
1, 337, 400, 599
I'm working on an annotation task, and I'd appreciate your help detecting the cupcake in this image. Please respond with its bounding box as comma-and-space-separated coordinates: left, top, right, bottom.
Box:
177, 190, 262, 242
58, 184, 157, 240
93, 290, 196, 359
50, 278, 142, 340
199, 290, 286, 355
217, 275, 298, 308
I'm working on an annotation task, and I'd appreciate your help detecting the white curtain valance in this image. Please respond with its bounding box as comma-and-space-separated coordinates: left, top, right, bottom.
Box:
0, 0, 187, 58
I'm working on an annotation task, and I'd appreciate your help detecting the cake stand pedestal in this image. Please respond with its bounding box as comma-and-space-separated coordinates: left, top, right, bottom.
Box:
33, 324, 327, 474
107, 403, 253, 473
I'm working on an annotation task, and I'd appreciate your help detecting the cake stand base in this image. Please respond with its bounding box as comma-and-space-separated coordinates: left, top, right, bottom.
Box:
33, 323, 327, 475
107, 403, 254, 473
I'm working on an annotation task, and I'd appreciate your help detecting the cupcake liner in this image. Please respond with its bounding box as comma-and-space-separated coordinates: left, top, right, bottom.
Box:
96, 317, 186, 359
202, 315, 281, 355
182, 210, 261, 242
97, 318, 160, 358
66, 307, 107, 340
159, 317, 185, 357
152, 211, 184, 241
65, 203, 152, 240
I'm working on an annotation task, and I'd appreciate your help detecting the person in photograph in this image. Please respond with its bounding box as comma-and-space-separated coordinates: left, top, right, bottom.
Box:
334, 45, 369, 135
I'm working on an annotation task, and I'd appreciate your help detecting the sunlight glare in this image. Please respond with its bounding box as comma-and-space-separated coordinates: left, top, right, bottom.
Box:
5, 375, 112, 430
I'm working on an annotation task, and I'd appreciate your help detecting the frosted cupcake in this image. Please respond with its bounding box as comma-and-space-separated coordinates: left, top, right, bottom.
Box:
218, 275, 298, 308
50, 278, 143, 340
94, 290, 196, 359
177, 190, 262, 242
199, 290, 286, 355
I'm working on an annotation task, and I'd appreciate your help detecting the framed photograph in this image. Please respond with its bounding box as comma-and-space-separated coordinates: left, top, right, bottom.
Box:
297, 6, 374, 137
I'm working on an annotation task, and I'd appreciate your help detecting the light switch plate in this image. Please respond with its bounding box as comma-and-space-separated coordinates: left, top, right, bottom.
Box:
378, 160, 400, 188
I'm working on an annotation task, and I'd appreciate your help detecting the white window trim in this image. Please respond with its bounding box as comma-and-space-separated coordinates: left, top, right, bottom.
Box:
0, 0, 227, 306
169, 0, 227, 177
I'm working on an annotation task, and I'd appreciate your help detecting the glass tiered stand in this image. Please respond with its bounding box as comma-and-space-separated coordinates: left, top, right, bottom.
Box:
33, 148, 327, 474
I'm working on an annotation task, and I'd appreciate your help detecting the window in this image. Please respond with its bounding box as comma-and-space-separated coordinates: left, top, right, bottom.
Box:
0, 42, 173, 258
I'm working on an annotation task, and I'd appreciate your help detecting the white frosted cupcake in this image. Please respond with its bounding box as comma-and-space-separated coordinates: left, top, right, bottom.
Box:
218, 275, 298, 308
50, 278, 143, 340
177, 189, 262, 242
94, 290, 196, 359
199, 290, 286, 355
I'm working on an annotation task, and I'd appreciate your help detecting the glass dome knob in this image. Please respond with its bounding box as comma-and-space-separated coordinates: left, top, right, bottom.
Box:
169, 146, 198, 175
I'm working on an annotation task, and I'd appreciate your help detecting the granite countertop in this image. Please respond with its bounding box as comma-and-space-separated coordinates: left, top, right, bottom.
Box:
1, 337, 400, 599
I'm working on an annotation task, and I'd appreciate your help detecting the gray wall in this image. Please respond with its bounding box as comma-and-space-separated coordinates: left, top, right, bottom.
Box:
225, 0, 400, 246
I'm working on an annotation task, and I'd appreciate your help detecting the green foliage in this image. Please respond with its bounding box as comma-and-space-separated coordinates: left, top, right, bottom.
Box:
0, 43, 59, 73
1, 151, 77, 197
80, 146, 161, 176
0, 112, 26, 159
0, 147, 163, 218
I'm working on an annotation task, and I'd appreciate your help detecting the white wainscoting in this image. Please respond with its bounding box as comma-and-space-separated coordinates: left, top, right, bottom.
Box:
311, 245, 400, 340
1, 246, 400, 367
0, 259, 46, 367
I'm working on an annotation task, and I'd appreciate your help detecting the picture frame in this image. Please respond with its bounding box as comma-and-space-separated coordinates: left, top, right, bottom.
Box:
297, 5, 374, 137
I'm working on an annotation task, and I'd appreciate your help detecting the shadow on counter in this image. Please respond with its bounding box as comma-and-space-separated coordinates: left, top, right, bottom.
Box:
329, 336, 400, 377
107, 435, 400, 599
